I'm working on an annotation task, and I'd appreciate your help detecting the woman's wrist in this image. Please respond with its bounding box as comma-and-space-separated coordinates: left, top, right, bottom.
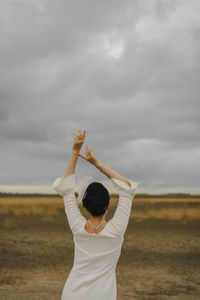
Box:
94, 159, 103, 169
72, 148, 80, 155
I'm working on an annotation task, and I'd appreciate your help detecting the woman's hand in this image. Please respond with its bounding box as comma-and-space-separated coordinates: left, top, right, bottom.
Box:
78, 146, 100, 166
72, 129, 86, 154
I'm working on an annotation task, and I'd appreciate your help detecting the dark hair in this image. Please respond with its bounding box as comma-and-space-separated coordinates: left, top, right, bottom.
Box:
82, 182, 110, 217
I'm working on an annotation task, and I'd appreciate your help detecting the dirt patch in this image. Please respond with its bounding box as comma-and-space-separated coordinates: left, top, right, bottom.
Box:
0, 196, 200, 299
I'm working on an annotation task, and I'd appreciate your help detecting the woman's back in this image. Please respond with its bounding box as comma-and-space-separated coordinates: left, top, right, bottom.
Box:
73, 220, 124, 274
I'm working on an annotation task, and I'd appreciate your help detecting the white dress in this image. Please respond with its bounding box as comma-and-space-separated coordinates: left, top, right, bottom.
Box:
52, 174, 138, 300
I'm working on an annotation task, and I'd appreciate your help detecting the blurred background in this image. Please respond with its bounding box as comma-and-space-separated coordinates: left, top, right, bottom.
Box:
0, 0, 200, 299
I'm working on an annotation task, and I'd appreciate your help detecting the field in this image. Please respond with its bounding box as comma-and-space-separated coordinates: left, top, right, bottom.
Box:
0, 195, 200, 300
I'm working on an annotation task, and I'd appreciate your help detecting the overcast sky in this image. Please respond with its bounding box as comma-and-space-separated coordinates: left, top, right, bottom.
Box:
0, 0, 200, 194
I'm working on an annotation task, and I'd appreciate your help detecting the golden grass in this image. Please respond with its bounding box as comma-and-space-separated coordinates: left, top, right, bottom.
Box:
134, 197, 200, 203
1, 196, 200, 299
0, 196, 200, 222
131, 208, 200, 221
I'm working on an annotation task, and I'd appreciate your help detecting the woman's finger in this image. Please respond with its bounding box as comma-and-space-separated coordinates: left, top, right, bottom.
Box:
78, 154, 87, 160
78, 129, 85, 138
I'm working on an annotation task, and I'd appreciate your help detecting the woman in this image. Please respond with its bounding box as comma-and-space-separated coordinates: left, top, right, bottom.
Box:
52, 129, 138, 300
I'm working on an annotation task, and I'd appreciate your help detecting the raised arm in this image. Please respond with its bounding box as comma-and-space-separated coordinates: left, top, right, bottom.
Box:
52, 129, 86, 235
63, 129, 86, 178
78, 146, 131, 188
78, 146, 138, 237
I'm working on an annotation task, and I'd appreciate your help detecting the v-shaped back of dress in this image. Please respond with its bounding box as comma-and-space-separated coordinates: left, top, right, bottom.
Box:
73, 221, 124, 275
84, 219, 108, 235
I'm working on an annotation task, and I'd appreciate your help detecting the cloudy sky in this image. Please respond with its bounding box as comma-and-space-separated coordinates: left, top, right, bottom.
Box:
0, 0, 200, 194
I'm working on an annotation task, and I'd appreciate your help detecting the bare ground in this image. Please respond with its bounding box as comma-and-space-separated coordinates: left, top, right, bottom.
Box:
0, 196, 200, 299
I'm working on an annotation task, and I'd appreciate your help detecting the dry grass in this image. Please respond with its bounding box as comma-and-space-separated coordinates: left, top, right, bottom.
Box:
0, 195, 200, 299
1, 196, 200, 222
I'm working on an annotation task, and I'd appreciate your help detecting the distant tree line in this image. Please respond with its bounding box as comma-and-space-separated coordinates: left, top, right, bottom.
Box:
0, 192, 199, 198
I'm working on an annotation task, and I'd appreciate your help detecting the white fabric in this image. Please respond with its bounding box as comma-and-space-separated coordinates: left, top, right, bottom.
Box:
52, 174, 138, 300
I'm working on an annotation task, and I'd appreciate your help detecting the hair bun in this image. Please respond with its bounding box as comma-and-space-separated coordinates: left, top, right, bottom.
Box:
82, 182, 110, 217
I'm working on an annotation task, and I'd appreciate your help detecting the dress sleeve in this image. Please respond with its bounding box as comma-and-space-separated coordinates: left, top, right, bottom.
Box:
109, 177, 138, 237
52, 174, 85, 234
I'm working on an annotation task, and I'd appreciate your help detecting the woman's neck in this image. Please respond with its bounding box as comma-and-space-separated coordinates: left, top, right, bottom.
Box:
89, 215, 105, 224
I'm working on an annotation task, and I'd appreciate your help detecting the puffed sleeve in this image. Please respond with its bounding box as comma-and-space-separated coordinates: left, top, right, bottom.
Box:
52, 174, 85, 234
109, 177, 138, 237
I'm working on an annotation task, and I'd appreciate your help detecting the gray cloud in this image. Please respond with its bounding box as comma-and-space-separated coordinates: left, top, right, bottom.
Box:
0, 0, 200, 193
